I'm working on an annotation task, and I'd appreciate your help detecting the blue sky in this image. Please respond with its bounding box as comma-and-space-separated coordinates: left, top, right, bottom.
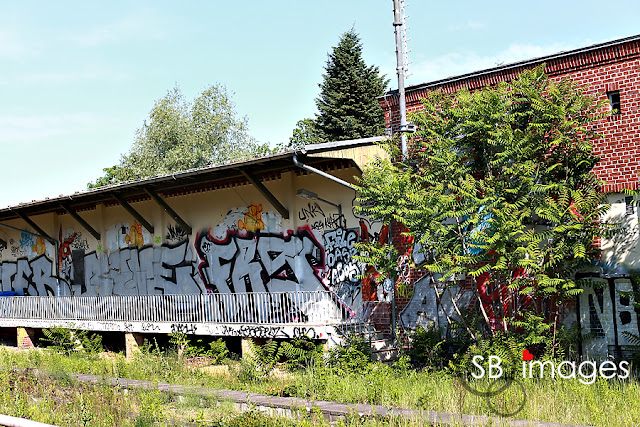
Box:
2, 1, 639, 208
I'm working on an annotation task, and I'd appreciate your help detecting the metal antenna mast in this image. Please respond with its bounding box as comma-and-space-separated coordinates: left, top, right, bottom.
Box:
392, 0, 411, 158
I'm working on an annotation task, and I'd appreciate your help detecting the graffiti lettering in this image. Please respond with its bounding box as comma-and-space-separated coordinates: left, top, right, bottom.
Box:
97, 322, 120, 331
293, 327, 317, 339
0, 255, 67, 296
400, 275, 473, 332
578, 276, 640, 358
196, 228, 324, 295
165, 224, 188, 242
298, 203, 325, 221
141, 322, 161, 332
311, 213, 344, 231
322, 227, 362, 305
171, 323, 197, 334
219, 324, 289, 339
0, 241, 203, 296
78, 241, 203, 296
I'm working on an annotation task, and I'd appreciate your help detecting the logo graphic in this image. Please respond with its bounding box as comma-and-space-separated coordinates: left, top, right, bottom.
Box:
459, 348, 630, 417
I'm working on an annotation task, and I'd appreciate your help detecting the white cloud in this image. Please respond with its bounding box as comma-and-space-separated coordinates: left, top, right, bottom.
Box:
402, 42, 577, 85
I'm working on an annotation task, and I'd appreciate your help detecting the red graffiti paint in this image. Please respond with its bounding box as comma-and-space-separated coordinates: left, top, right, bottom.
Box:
58, 228, 77, 271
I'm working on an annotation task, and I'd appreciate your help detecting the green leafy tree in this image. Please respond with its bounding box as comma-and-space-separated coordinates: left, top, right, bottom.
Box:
286, 118, 323, 149
357, 66, 615, 352
89, 84, 270, 187
313, 29, 388, 142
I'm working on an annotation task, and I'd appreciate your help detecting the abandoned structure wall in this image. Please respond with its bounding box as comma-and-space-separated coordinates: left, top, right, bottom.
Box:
380, 35, 640, 358
0, 167, 385, 321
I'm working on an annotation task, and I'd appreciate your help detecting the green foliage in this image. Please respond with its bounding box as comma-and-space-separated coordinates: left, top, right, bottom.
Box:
314, 29, 388, 142
202, 338, 230, 364
326, 335, 373, 374
42, 326, 103, 355
278, 337, 324, 371
167, 334, 229, 364
406, 325, 446, 370
286, 118, 323, 149
251, 339, 281, 377
357, 66, 614, 341
89, 84, 271, 187
239, 338, 323, 379
2, 346, 640, 425
168, 331, 190, 358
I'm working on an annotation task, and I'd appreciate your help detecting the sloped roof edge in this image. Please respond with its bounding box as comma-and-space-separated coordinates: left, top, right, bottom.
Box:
383, 33, 640, 97
0, 136, 384, 220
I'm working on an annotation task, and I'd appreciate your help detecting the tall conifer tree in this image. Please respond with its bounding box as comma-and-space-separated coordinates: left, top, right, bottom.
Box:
314, 30, 388, 141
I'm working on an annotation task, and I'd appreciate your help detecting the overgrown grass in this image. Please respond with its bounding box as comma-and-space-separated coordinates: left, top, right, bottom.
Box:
1, 346, 639, 426
0, 363, 439, 426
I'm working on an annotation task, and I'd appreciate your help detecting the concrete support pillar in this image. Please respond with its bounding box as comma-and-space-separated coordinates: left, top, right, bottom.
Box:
241, 337, 255, 359
17, 327, 35, 349
125, 332, 144, 359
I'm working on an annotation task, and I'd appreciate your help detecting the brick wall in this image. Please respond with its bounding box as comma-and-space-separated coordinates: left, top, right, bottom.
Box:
381, 36, 640, 192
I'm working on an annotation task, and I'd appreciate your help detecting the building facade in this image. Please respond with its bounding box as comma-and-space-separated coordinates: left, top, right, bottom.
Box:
379, 34, 640, 359
0, 138, 391, 352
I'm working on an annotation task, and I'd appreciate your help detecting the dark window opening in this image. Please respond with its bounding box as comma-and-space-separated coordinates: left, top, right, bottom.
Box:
608, 91, 621, 114
626, 196, 634, 216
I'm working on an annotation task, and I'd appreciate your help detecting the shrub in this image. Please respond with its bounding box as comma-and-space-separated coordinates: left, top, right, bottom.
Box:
407, 325, 446, 370
278, 337, 323, 371
41, 327, 103, 355
326, 335, 372, 374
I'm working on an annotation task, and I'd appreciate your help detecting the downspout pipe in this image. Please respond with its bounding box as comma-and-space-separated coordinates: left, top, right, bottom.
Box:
292, 154, 357, 191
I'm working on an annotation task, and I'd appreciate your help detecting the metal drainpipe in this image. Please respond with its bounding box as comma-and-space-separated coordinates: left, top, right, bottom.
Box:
292, 154, 357, 191
389, 225, 396, 344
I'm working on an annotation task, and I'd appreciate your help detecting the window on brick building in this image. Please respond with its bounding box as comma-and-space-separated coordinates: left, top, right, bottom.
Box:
608, 91, 621, 114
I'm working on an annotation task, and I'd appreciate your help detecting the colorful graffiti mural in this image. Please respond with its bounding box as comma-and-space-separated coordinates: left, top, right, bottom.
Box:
322, 227, 363, 305
195, 227, 324, 294
0, 203, 383, 325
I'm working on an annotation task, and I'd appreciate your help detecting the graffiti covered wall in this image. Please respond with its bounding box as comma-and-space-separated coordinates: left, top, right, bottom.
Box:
0, 182, 382, 319
578, 276, 640, 359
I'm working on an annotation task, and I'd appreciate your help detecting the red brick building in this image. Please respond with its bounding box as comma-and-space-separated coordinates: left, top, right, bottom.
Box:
381, 34, 640, 193
379, 34, 640, 358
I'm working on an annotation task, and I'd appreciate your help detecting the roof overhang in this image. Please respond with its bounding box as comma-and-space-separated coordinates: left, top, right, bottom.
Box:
0, 136, 388, 222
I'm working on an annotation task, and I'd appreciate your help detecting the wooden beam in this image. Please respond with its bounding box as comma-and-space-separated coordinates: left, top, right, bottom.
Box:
59, 203, 101, 241
12, 211, 55, 243
112, 193, 154, 234
239, 169, 289, 219
144, 189, 192, 236
0, 223, 53, 243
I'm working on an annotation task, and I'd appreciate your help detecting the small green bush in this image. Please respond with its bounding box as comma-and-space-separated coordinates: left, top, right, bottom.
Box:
41, 326, 103, 355
406, 325, 446, 370
185, 338, 229, 364
326, 335, 372, 374
279, 337, 323, 371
